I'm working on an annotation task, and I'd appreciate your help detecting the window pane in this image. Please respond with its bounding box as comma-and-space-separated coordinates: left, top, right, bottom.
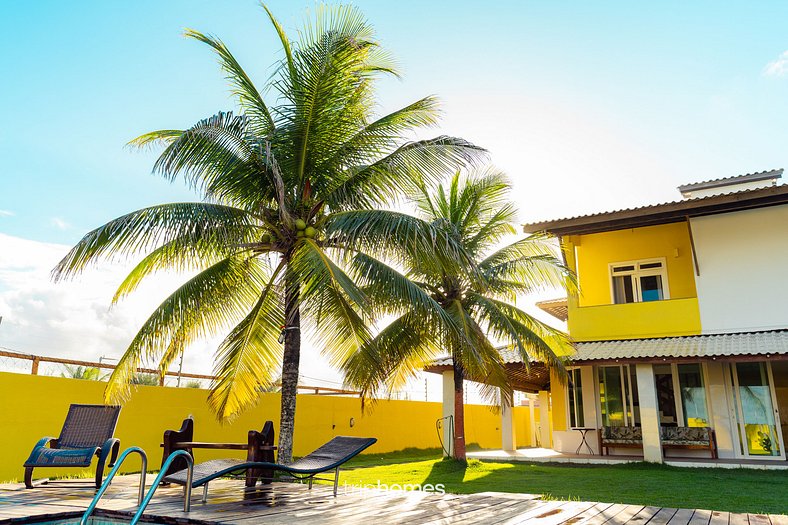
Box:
639, 262, 663, 270
569, 369, 584, 427
613, 275, 635, 304
612, 265, 635, 273
599, 366, 625, 426
678, 364, 709, 427
639, 275, 664, 302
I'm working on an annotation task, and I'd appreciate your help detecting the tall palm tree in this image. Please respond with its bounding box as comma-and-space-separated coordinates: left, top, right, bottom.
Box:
52, 5, 483, 463
343, 170, 575, 460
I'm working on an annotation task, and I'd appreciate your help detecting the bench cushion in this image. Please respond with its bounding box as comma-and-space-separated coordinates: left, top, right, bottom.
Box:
600, 426, 642, 444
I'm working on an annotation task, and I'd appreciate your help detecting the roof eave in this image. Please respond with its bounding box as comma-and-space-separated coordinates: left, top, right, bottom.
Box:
523, 185, 788, 236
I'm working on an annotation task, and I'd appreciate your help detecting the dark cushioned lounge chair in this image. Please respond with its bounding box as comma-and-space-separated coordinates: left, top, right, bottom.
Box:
23, 404, 121, 489
164, 435, 376, 501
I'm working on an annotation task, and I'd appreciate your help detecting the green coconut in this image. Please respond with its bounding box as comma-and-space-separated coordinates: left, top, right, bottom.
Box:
304, 226, 316, 238
296, 230, 304, 238
295, 219, 307, 230
261, 233, 272, 244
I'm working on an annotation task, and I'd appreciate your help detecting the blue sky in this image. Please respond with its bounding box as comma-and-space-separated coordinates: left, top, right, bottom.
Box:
0, 1, 786, 394
2, 1, 787, 243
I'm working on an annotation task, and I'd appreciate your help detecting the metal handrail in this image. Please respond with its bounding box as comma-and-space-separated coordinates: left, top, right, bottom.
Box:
80, 446, 147, 525
129, 449, 194, 525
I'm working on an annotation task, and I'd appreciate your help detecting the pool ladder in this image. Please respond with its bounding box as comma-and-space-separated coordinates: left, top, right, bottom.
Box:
80, 448, 194, 525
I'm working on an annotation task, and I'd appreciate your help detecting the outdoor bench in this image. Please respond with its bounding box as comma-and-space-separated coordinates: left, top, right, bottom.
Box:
598, 426, 717, 458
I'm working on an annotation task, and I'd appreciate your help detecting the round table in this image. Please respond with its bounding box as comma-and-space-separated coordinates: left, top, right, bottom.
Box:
572, 427, 596, 455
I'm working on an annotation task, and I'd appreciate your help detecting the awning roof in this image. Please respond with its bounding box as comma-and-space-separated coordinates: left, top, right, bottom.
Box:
572, 330, 788, 363
424, 350, 551, 393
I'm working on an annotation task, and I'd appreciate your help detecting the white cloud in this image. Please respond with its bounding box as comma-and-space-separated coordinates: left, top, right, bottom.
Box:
0, 233, 340, 385
763, 50, 788, 77
50, 217, 71, 230
0, 210, 14, 217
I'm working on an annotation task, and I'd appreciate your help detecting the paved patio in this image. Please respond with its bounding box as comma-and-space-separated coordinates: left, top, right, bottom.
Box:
0, 475, 786, 524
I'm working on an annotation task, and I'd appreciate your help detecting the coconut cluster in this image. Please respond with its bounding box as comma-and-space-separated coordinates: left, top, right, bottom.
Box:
295, 218, 317, 238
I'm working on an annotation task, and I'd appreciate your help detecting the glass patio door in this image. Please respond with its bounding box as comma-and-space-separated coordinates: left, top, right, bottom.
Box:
731, 362, 785, 459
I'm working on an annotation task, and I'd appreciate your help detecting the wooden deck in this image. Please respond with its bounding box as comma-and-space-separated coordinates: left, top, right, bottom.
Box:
0, 476, 785, 525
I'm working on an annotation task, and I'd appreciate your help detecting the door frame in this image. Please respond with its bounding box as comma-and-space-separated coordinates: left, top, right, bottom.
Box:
725, 361, 786, 461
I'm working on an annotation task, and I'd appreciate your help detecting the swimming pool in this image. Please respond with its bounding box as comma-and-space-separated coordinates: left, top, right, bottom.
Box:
11, 511, 208, 525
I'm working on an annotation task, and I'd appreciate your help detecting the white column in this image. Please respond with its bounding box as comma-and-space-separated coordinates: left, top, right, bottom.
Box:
635, 363, 663, 463
501, 389, 516, 452
538, 390, 551, 448
441, 370, 454, 457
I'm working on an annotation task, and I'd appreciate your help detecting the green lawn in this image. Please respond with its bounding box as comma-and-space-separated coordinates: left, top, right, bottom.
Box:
338, 449, 788, 514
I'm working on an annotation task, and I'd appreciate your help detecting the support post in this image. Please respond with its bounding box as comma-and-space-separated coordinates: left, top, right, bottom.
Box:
500, 389, 516, 452
528, 394, 537, 446
441, 370, 454, 457
635, 363, 663, 463
538, 390, 551, 449
31, 358, 40, 375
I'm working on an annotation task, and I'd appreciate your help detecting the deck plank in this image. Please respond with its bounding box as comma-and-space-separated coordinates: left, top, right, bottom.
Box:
729, 513, 749, 525
0, 476, 786, 525
709, 511, 730, 525
689, 510, 714, 525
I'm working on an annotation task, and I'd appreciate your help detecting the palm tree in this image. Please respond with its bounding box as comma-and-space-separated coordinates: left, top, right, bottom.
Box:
52, 5, 483, 463
343, 170, 575, 460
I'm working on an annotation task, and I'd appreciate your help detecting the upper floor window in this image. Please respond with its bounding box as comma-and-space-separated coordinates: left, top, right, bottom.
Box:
609, 258, 669, 304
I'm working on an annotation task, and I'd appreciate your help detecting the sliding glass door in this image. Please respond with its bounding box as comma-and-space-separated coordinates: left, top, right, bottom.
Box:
730, 362, 785, 459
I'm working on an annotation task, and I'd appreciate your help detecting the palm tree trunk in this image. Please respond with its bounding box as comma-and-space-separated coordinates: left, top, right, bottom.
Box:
452, 358, 467, 461
278, 269, 300, 464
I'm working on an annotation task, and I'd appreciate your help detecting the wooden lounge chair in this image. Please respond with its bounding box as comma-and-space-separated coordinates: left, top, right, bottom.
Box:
164, 435, 377, 501
23, 404, 121, 489
160, 417, 276, 486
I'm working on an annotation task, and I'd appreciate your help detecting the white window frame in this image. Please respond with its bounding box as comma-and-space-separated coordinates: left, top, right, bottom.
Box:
566, 368, 585, 428
608, 257, 670, 304
655, 362, 713, 427
595, 364, 639, 427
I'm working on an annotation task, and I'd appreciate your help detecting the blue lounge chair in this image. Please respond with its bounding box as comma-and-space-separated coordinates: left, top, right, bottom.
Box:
23, 404, 121, 489
164, 435, 376, 501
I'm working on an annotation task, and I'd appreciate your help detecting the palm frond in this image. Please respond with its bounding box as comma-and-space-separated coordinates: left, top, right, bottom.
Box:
208, 259, 286, 420
290, 239, 372, 365
325, 137, 487, 209
53, 203, 257, 281
103, 255, 268, 403
184, 29, 275, 135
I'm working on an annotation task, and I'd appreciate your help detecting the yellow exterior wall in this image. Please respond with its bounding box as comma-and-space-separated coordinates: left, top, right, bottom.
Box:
0, 372, 534, 483
565, 223, 701, 341
569, 298, 701, 341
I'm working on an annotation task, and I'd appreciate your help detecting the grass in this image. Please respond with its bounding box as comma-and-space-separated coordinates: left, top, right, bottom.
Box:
339, 449, 788, 514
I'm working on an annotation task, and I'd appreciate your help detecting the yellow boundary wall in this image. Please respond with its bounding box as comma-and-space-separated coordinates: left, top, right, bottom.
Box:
0, 372, 536, 482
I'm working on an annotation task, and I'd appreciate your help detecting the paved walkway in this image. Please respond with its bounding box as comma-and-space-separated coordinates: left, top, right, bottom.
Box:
0, 476, 785, 524
468, 448, 788, 470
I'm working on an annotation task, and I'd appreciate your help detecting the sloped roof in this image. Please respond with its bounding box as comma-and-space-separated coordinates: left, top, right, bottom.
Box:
572, 330, 788, 363
523, 179, 788, 236
536, 298, 568, 322
424, 351, 551, 393
677, 169, 781, 195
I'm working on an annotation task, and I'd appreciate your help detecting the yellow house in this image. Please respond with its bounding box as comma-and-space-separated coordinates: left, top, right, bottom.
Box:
522, 169, 788, 464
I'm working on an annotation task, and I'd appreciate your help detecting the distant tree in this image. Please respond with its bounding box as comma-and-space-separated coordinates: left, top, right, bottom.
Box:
130, 373, 160, 386
184, 380, 203, 389
60, 365, 105, 381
